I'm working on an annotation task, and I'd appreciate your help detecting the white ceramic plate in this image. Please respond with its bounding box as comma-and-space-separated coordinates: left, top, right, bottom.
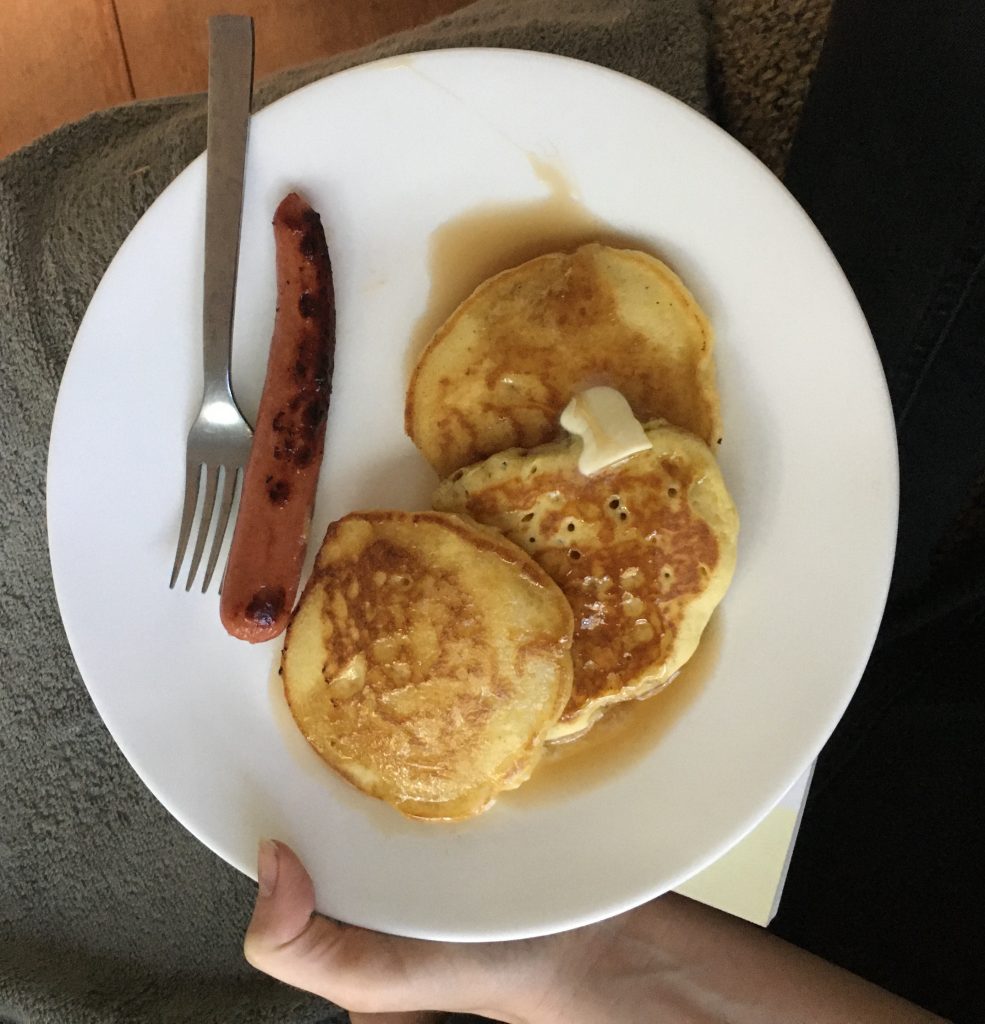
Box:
47, 49, 897, 942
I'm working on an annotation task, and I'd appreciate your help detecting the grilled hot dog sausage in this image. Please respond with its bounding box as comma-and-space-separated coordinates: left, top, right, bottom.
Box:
220, 192, 335, 643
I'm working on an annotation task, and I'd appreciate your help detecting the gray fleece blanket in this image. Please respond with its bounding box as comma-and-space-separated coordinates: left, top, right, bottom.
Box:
0, 2, 714, 1021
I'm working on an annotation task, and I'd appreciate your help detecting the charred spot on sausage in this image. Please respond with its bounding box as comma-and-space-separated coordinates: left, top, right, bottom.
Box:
246, 587, 286, 627
267, 479, 291, 505
298, 292, 316, 318
303, 399, 325, 427
313, 348, 331, 387
300, 231, 318, 261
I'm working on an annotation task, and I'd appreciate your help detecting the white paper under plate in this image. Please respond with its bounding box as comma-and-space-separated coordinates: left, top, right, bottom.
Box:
47, 49, 897, 942
676, 765, 814, 925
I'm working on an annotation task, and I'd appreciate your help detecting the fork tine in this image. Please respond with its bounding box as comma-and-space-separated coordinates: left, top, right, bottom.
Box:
170, 460, 203, 589
217, 466, 244, 597
185, 464, 220, 591
202, 465, 238, 593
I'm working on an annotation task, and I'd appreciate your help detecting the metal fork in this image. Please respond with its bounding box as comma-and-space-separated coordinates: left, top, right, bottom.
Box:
170, 15, 256, 592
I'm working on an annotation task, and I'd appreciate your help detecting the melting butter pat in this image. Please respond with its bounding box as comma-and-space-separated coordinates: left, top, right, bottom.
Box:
560, 387, 653, 475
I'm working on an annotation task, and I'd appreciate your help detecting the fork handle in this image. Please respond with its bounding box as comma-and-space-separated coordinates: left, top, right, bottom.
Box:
202, 16, 255, 400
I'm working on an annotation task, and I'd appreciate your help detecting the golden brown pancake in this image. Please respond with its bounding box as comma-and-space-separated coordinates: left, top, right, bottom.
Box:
434, 422, 738, 740
280, 511, 574, 819
406, 243, 721, 477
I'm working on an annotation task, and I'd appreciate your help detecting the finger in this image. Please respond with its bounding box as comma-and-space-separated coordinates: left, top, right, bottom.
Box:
245, 839, 362, 1004
349, 1014, 446, 1024
243, 841, 485, 1013
246, 839, 316, 947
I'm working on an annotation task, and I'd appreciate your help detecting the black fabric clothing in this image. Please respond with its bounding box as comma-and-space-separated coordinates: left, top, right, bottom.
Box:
770, 3, 985, 1021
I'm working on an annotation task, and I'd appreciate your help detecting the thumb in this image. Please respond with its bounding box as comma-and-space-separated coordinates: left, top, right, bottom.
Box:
243, 840, 487, 1015
245, 839, 317, 949
349, 1015, 446, 1024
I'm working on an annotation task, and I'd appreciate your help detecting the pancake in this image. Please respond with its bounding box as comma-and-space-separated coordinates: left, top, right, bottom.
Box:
433, 421, 738, 741
280, 510, 574, 819
406, 243, 721, 477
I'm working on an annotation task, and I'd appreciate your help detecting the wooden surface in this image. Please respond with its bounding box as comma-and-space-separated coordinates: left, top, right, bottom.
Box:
115, 0, 471, 98
0, 0, 472, 159
0, 0, 133, 157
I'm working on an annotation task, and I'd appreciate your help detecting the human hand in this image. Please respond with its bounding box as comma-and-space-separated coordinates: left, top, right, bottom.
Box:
242, 839, 583, 1023
244, 839, 944, 1024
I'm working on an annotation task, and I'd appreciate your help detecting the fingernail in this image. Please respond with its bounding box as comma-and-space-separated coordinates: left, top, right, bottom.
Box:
257, 838, 280, 897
